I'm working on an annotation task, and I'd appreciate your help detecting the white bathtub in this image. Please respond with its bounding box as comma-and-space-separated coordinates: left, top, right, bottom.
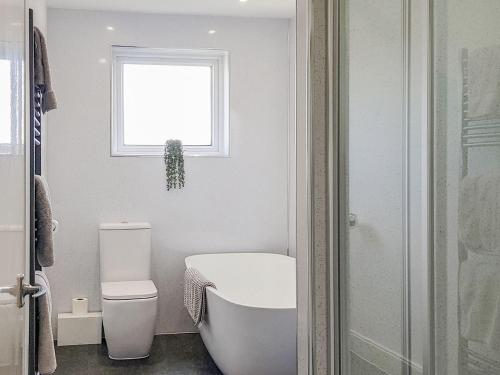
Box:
185, 253, 297, 375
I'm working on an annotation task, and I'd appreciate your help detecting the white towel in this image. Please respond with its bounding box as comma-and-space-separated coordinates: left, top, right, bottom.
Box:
459, 175, 484, 253
478, 174, 500, 253
459, 251, 500, 350
467, 45, 500, 119
35, 271, 56, 375
459, 174, 500, 255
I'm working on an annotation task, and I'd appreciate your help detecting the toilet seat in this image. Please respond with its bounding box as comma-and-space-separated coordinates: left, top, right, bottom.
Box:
101, 280, 157, 300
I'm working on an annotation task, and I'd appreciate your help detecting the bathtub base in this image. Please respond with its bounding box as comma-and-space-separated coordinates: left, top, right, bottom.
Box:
200, 293, 297, 375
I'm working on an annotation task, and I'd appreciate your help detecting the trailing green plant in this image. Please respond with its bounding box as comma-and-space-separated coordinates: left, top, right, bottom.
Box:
164, 139, 185, 191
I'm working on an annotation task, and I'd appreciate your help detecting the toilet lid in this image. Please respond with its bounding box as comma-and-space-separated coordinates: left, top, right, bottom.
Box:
101, 280, 157, 300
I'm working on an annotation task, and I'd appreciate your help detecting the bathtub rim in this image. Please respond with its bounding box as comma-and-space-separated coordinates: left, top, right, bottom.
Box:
185, 252, 297, 310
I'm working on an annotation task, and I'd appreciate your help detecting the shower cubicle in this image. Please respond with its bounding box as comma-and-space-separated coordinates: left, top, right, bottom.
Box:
334, 0, 500, 374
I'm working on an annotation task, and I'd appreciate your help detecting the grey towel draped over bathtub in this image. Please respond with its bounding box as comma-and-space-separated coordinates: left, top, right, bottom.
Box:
184, 268, 216, 327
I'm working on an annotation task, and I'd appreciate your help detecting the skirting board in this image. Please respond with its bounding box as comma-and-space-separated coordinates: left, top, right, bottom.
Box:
350, 330, 423, 375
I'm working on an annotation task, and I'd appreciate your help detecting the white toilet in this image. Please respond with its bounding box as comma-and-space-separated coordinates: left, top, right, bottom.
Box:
99, 222, 158, 360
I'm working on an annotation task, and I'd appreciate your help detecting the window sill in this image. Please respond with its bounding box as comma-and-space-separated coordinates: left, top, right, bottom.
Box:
110, 150, 231, 158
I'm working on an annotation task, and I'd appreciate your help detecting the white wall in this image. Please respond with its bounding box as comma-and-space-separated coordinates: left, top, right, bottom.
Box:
30, 0, 47, 33
46, 9, 291, 334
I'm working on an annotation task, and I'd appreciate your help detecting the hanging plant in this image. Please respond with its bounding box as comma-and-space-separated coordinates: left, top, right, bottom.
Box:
164, 139, 185, 191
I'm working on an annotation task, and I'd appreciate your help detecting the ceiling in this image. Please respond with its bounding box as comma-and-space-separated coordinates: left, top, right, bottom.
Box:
46, 0, 296, 18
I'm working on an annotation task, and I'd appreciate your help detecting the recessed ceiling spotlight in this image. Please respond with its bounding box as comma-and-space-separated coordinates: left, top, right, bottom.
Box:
98, 58, 107, 64
106, 26, 114, 31
208, 30, 217, 35
240, 0, 248, 2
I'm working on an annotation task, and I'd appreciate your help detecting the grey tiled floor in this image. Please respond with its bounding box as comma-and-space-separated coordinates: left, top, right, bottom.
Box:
54, 334, 222, 375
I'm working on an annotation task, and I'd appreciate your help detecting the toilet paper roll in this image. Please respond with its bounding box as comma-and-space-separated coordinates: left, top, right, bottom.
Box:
72, 297, 88, 315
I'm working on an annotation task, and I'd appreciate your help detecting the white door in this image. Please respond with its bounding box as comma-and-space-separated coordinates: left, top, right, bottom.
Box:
0, 1, 29, 375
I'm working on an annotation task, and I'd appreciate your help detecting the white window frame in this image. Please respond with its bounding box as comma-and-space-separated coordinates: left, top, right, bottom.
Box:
111, 46, 230, 157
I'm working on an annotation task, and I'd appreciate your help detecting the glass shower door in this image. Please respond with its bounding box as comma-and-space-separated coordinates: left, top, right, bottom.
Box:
433, 1, 500, 374
339, 1, 430, 374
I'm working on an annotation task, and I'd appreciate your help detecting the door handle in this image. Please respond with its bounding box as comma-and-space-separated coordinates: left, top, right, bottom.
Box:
349, 213, 358, 227
0, 274, 46, 308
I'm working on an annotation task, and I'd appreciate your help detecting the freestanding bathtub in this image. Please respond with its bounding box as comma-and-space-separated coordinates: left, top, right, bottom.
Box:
185, 253, 297, 375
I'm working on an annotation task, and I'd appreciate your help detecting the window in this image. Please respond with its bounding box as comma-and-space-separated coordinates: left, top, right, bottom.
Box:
0, 59, 12, 147
0, 57, 22, 155
112, 46, 229, 157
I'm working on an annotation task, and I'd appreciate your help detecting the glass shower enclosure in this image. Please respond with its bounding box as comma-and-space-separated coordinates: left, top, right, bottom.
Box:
433, 1, 500, 374
336, 0, 500, 374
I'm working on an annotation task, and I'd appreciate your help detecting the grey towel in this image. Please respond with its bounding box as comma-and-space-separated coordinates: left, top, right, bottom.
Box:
184, 268, 216, 327
35, 175, 54, 267
34, 27, 57, 113
35, 271, 57, 374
